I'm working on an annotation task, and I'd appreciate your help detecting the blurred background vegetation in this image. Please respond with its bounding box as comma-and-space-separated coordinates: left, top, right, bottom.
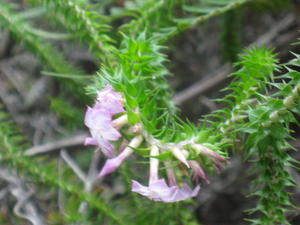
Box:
0, 0, 299, 224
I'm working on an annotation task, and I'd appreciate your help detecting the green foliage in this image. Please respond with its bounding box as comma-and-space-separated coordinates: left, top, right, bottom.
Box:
244, 118, 295, 225
198, 47, 300, 224
50, 97, 84, 130
91, 33, 187, 141
220, 9, 242, 62
250, 0, 292, 11
91, 0, 258, 142
0, 0, 299, 224
121, 0, 252, 43
37, 0, 117, 62
243, 52, 300, 225
116, 165, 199, 225
0, 1, 86, 99
204, 47, 279, 147
0, 0, 94, 134
0, 103, 124, 225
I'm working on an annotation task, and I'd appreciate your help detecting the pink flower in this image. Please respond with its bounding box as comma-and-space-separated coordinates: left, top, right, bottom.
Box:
84, 85, 125, 156
96, 85, 124, 115
131, 145, 200, 202
98, 135, 143, 177
98, 145, 133, 177
188, 160, 210, 183
84, 107, 121, 157
132, 179, 200, 202
192, 144, 227, 173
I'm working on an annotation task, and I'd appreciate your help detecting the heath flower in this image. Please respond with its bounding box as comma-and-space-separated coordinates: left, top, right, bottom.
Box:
132, 179, 200, 202
84, 85, 125, 156
132, 146, 200, 202
96, 85, 124, 115
192, 144, 227, 173
84, 107, 121, 157
188, 160, 209, 183
99, 135, 143, 177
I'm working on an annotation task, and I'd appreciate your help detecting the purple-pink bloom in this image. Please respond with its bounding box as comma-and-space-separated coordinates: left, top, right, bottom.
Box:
98, 147, 133, 177
188, 160, 210, 183
84, 85, 125, 156
98, 135, 143, 177
131, 145, 200, 202
192, 144, 228, 173
199, 145, 226, 162
84, 106, 121, 157
96, 85, 124, 115
132, 179, 200, 202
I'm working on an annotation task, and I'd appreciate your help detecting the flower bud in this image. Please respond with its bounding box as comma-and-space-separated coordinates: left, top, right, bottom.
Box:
98, 135, 143, 177
172, 147, 190, 168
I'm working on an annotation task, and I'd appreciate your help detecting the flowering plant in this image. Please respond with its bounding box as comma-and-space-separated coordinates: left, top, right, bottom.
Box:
85, 85, 226, 202
0, 0, 299, 225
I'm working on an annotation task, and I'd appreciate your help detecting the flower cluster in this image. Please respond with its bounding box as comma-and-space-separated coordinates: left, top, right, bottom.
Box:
132, 146, 200, 202
131, 141, 227, 202
84, 85, 138, 176
84, 85, 126, 157
84, 85, 227, 202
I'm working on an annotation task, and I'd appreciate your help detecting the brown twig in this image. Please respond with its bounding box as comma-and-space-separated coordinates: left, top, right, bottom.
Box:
172, 64, 231, 105
0, 168, 46, 225
172, 14, 296, 105
25, 133, 87, 156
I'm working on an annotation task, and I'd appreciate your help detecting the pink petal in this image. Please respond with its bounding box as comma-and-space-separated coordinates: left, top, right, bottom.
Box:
194, 144, 227, 162
84, 107, 111, 129
94, 101, 124, 116
97, 138, 115, 158
100, 127, 122, 141
132, 179, 200, 203
98, 157, 123, 177
84, 137, 115, 158
168, 184, 200, 202
86, 127, 119, 154
96, 85, 124, 115
98, 135, 143, 177
188, 160, 210, 184
84, 137, 98, 146
132, 179, 174, 202
84, 105, 122, 154
98, 149, 131, 176
192, 144, 228, 174
150, 179, 170, 190
132, 180, 151, 196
